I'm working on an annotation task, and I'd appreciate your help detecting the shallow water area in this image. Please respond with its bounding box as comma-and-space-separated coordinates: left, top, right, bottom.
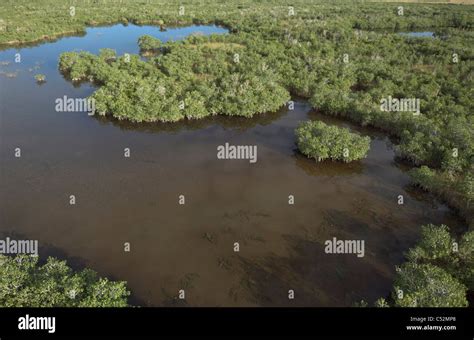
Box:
398, 31, 435, 38
0, 24, 463, 307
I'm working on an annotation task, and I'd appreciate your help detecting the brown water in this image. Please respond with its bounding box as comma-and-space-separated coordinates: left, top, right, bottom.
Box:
0, 24, 463, 307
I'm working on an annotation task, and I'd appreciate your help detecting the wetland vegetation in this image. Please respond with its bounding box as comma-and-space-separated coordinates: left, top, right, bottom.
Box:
296, 121, 371, 162
371, 224, 474, 307
0, 255, 130, 307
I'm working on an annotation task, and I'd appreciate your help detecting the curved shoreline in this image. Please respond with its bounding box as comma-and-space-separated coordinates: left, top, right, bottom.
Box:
0, 19, 232, 50
1, 17, 469, 227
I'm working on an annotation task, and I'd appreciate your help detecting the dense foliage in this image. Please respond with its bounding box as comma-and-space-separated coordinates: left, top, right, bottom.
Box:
58, 41, 290, 122
406, 224, 474, 291
1, 1, 472, 46
138, 35, 162, 52
410, 166, 473, 226
295, 121, 370, 162
372, 224, 473, 307
0, 255, 130, 307
392, 262, 468, 307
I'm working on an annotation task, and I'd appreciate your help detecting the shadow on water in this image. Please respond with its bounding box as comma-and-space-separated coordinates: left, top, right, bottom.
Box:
293, 152, 365, 177
0, 231, 87, 268
93, 105, 289, 134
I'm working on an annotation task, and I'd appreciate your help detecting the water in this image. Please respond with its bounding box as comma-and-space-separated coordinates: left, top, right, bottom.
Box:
0, 24, 463, 306
398, 31, 435, 38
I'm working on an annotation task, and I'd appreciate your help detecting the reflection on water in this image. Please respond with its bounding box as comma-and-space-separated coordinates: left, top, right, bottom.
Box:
0, 24, 464, 307
294, 153, 364, 177
94, 106, 288, 134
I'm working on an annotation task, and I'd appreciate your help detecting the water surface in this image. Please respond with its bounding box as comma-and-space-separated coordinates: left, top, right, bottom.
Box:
0, 24, 463, 307
397, 31, 435, 38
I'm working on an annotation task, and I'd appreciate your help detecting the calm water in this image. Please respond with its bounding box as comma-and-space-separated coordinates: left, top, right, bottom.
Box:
0, 24, 463, 306
398, 31, 435, 38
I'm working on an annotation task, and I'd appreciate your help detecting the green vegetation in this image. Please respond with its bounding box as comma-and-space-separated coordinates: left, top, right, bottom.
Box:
372, 224, 473, 307
0, 0, 469, 219
410, 166, 473, 226
0, 255, 130, 307
33, 0, 470, 220
0, 1, 472, 47
392, 262, 467, 307
34, 73, 46, 83
138, 34, 161, 53
1, 0, 473, 306
295, 121, 370, 162
406, 224, 474, 291
58, 41, 290, 122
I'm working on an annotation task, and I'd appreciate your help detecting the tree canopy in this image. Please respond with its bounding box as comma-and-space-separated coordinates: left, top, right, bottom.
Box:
0, 255, 130, 307
58, 40, 290, 122
392, 262, 468, 307
373, 224, 473, 307
138, 35, 162, 52
295, 121, 370, 162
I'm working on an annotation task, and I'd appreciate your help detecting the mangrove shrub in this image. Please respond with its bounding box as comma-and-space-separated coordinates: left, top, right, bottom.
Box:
0, 255, 130, 307
295, 121, 370, 162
